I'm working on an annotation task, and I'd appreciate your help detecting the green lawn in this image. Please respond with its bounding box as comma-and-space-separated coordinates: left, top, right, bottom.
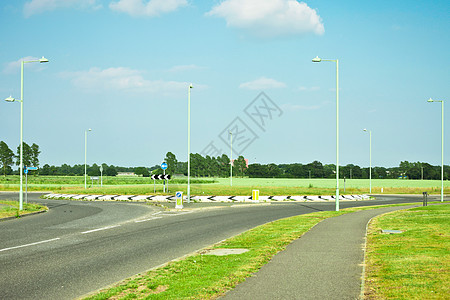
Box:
364, 204, 449, 299
1, 176, 449, 196
0, 200, 48, 219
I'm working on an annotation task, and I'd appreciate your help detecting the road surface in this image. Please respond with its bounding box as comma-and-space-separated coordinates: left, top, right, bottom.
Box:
0, 192, 425, 299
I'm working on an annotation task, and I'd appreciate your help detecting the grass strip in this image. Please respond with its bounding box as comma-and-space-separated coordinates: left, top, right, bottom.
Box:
84, 203, 420, 300
0, 200, 48, 219
364, 204, 449, 299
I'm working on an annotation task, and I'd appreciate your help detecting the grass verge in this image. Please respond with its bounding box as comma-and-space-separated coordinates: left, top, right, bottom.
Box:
0, 200, 48, 219
364, 204, 449, 299
83, 203, 424, 300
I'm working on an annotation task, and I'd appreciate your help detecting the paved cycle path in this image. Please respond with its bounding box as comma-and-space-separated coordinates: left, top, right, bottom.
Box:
221, 205, 416, 300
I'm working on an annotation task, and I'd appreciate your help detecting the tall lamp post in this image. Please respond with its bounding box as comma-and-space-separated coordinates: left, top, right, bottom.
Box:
363, 129, 372, 193
427, 98, 444, 202
229, 131, 233, 186
187, 84, 193, 203
312, 56, 340, 211
5, 56, 49, 210
84, 128, 92, 189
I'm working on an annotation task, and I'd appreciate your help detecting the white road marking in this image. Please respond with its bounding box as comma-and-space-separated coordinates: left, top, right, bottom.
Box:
0, 238, 61, 253
81, 225, 120, 234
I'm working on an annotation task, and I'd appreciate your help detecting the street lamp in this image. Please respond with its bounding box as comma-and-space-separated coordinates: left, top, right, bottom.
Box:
312, 56, 340, 211
84, 128, 92, 189
363, 129, 372, 193
427, 98, 444, 202
187, 84, 193, 203
229, 131, 233, 186
4, 56, 49, 210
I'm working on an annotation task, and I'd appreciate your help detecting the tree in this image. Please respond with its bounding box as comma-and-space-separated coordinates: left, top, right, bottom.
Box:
134, 167, 150, 177
0, 141, 14, 176
31, 143, 40, 168
88, 163, 100, 176
234, 156, 247, 177
217, 154, 230, 177
247, 163, 268, 178
105, 165, 118, 176
266, 163, 280, 178
164, 152, 178, 175
16, 142, 33, 167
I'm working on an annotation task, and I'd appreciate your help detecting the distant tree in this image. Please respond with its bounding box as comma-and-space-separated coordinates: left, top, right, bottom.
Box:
30, 143, 40, 168
105, 165, 118, 176
16, 142, 33, 167
164, 152, 178, 175
307, 161, 324, 178
0, 141, 15, 176
266, 163, 281, 178
88, 163, 100, 176
247, 163, 268, 178
134, 167, 150, 177
234, 156, 247, 177
217, 154, 230, 177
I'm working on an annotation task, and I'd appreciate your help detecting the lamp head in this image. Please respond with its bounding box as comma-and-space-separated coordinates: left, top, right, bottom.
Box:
427, 98, 434, 103
312, 56, 321, 63
88, 128, 92, 132
189, 84, 193, 89
5, 96, 16, 102
39, 56, 49, 63
363, 128, 367, 132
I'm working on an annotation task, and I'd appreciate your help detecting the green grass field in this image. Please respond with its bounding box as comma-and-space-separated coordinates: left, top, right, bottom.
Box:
364, 204, 449, 299
1, 176, 449, 196
0, 200, 48, 219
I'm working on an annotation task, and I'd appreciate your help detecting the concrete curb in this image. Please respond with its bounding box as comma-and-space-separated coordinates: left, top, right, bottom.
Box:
43, 193, 372, 203
0, 208, 48, 222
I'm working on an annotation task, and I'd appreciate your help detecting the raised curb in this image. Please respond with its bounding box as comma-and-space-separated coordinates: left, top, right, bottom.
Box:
0, 209, 48, 222
42, 193, 371, 202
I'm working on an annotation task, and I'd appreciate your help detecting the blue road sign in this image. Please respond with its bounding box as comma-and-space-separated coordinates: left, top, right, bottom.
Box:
161, 162, 168, 170
176, 191, 182, 198
27, 166, 38, 170
24, 169, 28, 174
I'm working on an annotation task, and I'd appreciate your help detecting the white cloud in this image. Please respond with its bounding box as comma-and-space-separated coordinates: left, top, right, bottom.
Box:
60, 67, 202, 95
297, 86, 320, 91
24, 0, 101, 17
110, 0, 187, 17
239, 77, 286, 90
207, 0, 324, 37
3, 56, 46, 74
166, 64, 206, 73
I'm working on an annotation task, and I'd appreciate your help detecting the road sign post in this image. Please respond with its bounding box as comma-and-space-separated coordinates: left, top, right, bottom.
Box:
24, 167, 28, 205
175, 191, 183, 209
161, 162, 168, 193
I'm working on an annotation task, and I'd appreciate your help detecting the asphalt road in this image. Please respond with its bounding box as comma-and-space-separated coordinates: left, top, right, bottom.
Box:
0, 192, 427, 299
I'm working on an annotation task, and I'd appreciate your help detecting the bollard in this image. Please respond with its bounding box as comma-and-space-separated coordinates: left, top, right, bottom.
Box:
422, 191, 428, 206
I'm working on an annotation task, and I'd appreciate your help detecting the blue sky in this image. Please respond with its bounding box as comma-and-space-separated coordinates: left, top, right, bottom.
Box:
0, 0, 449, 168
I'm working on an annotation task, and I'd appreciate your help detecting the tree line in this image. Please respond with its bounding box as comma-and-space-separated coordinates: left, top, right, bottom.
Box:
2, 142, 448, 180
0, 141, 40, 176
153, 152, 450, 180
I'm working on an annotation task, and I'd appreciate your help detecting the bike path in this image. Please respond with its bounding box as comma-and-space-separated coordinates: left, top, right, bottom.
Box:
221, 205, 416, 300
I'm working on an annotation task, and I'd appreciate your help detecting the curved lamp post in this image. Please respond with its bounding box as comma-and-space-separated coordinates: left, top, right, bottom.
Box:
363, 129, 372, 193
312, 56, 340, 211
187, 84, 193, 203
427, 98, 444, 202
84, 128, 92, 189
5, 56, 49, 210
